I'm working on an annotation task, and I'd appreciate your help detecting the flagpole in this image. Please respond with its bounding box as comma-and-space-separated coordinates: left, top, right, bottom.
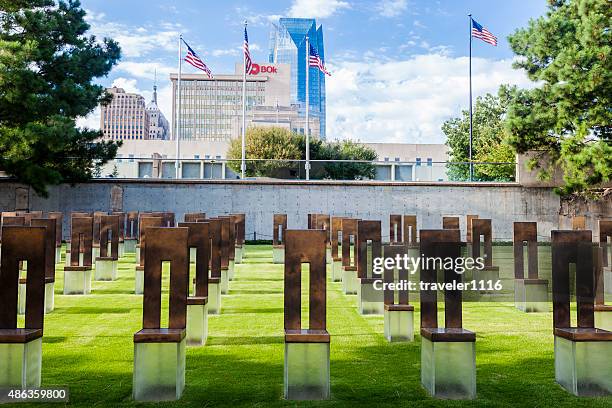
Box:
305, 36, 310, 181
468, 14, 473, 182
241, 21, 248, 179
176, 34, 183, 179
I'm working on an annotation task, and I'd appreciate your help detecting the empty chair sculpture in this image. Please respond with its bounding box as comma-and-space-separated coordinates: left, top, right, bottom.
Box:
403, 215, 418, 247
341, 218, 359, 295
330, 216, 344, 282
30, 218, 56, 313
442, 216, 460, 230
284, 229, 329, 400
95, 215, 120, 281
207, 219, 222, 314
112, 211, 126, 257
420, 229, 476, 400
216, 217, 232, 293
135, 216, 164, 295
314, 214, 332, 264
390, 214, 418, 247
47, 212, 63, 263
273, 214, 287, 264
596, 220, 612, 330
184, 212, 206, 223
390, 214, 402, 244
513, 222, 548, 312
383, 243, 414, 342
551, 230, 612, 396
224, 215, 237, 280
91, 211, 106, 260
230, 213, 246, 263
571, 215, 586, 230
356, 220, 383, 315
132, 227, 189, 402
178, 221, 210, 346
124, 211, 139, 253
470, 219, 500, 283
466, 214, 479, 244
63, 216, 93, 295
0, 226, 47, 388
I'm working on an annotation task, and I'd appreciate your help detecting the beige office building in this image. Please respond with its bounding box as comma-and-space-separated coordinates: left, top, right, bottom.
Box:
100, 87, 150, 140
170, 62, 321, 142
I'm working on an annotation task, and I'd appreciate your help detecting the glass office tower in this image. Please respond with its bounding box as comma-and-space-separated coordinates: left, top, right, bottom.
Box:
269, 18, 326, 139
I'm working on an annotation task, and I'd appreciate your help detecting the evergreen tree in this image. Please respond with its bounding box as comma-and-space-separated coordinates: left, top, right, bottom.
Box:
505, 0, 611, 195
0, 0, 121, 196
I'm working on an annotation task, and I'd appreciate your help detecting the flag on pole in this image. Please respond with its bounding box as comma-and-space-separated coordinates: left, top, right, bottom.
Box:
182, 39, 213, 78
244, 27, 253, 75
308, 44, 331, 76
471, 18, 497, 46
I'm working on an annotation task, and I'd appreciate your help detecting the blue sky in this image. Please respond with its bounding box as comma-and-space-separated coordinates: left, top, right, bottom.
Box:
80, 0, 549, 143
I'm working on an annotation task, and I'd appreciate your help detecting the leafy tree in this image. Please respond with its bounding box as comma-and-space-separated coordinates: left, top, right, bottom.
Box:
0, 0, 121, 196
505, 0, 611, 195
227, 127, 301, 177
313, 139, 377, 180
443, 91, 516, 182
227, 127, 378, 179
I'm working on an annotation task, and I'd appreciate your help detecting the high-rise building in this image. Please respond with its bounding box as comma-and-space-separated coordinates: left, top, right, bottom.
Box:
268, 18, 327, 138
170, 63, 293, 141
100, 87, 150, 140
146, 82, 170, 140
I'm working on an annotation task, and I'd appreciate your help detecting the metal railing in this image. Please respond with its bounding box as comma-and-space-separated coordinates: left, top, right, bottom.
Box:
96, 157, 517, 183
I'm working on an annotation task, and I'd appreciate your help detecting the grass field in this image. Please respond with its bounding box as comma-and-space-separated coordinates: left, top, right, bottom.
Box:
12, 244, 612, 407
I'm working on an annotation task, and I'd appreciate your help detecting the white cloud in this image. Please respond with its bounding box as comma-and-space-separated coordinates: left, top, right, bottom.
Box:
326, 54, 533, 143
289, 0, 350, 19
377, 0, 408, 18
115, 61, 174, 80
111, 78, 140, 94
85, 10, 181, 58
76, 107, 100, 130
234, 7, 282, 27
211, 43, 260, 58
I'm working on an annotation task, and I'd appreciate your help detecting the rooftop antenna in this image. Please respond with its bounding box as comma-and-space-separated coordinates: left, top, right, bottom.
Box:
153, 68, 158, 104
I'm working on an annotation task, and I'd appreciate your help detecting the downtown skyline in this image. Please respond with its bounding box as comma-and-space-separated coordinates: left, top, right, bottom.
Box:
79, 0, 548, 144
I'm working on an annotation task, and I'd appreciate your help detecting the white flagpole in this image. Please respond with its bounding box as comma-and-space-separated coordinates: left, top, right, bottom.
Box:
175, 34, 183, 179
468, 14, 473, 181
241, 21, 247, 179
305, 36, 310, 181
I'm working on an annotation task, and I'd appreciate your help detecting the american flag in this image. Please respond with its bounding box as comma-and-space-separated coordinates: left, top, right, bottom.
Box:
471, 18, 497, 46
182, 39, 213, 78
308, 44, 331, 76
244, 27, 252, 75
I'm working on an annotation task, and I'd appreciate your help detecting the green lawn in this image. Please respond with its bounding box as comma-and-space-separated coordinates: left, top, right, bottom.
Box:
13, 244, 612, 407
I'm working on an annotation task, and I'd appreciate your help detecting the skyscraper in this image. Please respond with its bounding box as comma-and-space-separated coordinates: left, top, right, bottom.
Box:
269, 18, 327, 139
146, 81, 170, 140
100, 87, 150, 140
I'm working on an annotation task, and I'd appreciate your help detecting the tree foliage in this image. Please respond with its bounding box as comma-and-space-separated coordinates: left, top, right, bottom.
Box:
227, 127, 378, 179
442, 91, 516, 182
307, 138, 377, 180
0, 0, 121, 196
505, 0, 611, 195
227, 127, 301, 177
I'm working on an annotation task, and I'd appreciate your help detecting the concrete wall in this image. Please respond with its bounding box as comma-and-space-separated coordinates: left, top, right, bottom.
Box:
0, 179, 561, 242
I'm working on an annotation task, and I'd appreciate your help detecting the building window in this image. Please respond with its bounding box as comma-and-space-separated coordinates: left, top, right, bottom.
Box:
427, 158, 433, 166
128, 154, 134, 163
394, 157, 400, 162
194, 155, 200, 159
416, 157, 421, 166
384, 157, 389, 162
